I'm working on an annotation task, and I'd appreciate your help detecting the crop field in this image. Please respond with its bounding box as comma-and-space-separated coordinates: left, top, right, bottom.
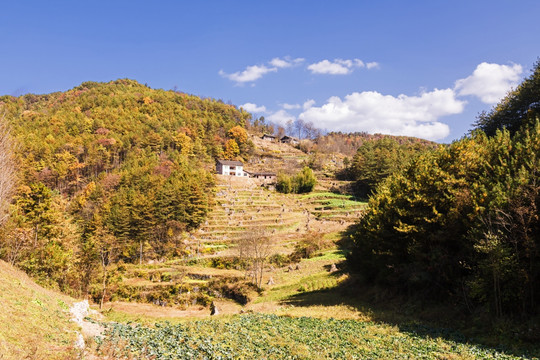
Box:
94, 313, 534, 360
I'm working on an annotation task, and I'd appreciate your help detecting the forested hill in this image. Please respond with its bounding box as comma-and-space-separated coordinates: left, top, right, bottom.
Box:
315, 131, 437, 156
0, 79, 252, 294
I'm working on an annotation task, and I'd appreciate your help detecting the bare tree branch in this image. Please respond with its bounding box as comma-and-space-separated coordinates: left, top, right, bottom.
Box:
236, 227, 274, 288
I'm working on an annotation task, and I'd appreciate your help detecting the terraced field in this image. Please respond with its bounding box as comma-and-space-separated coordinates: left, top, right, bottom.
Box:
109, 136, 366, 312
189, 177, 366, 256
109, 175, 366, 308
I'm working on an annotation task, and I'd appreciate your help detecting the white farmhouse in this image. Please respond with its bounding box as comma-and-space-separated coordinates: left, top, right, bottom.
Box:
216, 159, 248, 177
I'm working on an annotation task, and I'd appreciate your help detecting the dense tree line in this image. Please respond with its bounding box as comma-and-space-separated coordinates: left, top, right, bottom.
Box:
0, 79, 251, 294
349, 63, 540, 318
340, 137, 436, 197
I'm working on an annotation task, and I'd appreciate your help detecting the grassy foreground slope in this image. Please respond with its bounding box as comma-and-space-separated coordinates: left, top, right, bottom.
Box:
0, 260, 77, 359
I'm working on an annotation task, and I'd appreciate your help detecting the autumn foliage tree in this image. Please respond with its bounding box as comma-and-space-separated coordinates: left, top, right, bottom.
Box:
349, 63, 540, 318
343, 137, 435, 197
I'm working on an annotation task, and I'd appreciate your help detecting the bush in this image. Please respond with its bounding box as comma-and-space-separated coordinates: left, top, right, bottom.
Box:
276, 167, 317, 194
290, 232, 329, 262
210, 256, 249, 270
276, 173, 293, 193
294, 167, 317, 193
209, 277, 259, 305
268, 253, 290, 267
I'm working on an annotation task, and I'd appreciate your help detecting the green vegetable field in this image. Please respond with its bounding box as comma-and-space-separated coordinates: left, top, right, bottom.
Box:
95, 314, 534, 359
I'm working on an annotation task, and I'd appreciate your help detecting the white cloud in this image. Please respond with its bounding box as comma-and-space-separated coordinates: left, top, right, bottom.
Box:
366, 62, 380, 69
308, 59, 352, 75
267, 109, 295, 125
219, 65, 277, 83
241, 103, 267, 113
307, 58, 377, 75
282, 103, 301, 110
299, 89, 465, 141
455, 62, 523, 104
270, 57, 305, 68
220, 56, 304, 84
303, 99, 315, 110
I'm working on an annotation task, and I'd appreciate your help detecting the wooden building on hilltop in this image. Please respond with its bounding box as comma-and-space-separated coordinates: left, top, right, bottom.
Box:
261, 134, 277, 142
244, 171, 277, 182
280, 135, 299, 145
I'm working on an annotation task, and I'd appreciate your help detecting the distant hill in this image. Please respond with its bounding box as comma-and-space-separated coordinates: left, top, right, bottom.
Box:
314, 131, 437, 157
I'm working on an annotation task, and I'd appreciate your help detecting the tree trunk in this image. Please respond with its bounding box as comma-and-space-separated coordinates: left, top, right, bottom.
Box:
139, 240, 143, 265
100, 266, 107, 310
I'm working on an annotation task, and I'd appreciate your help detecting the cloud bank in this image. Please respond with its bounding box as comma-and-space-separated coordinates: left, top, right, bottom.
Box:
270, 57, 305, 68
234, 61, 523, 142
298, 89, 464, 141
267, 109, 295, 125
219, 65, 276, 83
455, 62, 523, 104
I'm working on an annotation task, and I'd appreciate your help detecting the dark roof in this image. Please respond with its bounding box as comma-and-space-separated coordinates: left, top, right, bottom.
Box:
280, 135, 298, 141
216, 159, 243, 166
262, 134, 276, 138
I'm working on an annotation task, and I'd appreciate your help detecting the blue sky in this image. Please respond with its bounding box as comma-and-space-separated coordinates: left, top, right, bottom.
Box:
1, 1, 539, 142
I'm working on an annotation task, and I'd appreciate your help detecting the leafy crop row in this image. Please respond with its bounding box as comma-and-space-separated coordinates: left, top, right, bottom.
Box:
95, 314, 532, 359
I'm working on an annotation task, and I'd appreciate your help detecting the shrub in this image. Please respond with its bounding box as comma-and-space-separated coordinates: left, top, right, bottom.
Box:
290, 232, 329, 262
276, 173, 293, 193
276, 167, 317, 194
209, 277, 258, 305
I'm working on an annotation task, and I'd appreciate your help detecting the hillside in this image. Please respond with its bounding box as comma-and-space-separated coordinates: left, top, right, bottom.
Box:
0, 79, 252, 295
91, 173, 366, 309
0, 260, 77, 359
191, 175, 365, 253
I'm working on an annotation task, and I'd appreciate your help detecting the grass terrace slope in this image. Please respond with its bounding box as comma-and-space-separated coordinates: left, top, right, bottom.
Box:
0, 260, 78, 359
190, 176, 366, 256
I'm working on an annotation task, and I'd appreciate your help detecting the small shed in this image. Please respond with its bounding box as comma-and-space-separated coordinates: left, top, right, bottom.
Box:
280, 135, 299, 145
216, 160, 247, 177
261, 134, 277, 142
245, 171, 277, 182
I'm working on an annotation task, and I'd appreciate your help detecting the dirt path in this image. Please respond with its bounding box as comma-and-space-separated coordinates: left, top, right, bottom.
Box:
70, 300, 104, 348
102, 300, 244, 318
